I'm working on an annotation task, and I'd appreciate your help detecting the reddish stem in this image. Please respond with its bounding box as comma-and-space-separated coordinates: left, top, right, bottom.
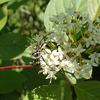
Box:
0, 65, 34, 70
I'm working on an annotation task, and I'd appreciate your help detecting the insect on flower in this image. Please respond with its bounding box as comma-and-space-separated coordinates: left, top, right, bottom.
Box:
32, 32, 54, 69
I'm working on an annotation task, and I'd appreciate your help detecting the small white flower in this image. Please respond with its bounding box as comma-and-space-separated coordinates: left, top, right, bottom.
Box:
58, 46, 64, 60
82, 14, 91, 23
50, 13, 65, 23
46, 71, 57, 83
79, 64, 92, 78
66, 55, 75, 62
42, 53, 48, 60
46, 34, 57, 42
65, 7, 76, 15
88, 24, 98, 33
49, 51, 59, 66
45, 49, 52, 54
85, 59, 98, 67
75, 22, 82, 33
89, 52, 100, 63
84, 35, 95, 47
57, 59, 68, 70
54, 23, 66, 34
50, 50, 59, 59
57, 34, 66, 45
39, 61, 50, 75
73, 10, 81, 18
67, 60, 81, 73
92, 30, 100, 42
73, 43, 85, 56
93, 35, 100, 44
96, 18, 100, 22
64, 20, 74, 30
63, 42, 72, 53
48, 58, 59, 67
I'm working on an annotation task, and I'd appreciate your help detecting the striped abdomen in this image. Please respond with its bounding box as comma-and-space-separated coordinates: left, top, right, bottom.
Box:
34, 49, 42, 69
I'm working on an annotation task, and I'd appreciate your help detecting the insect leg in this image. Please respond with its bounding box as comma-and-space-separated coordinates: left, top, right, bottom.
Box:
41, 55, 51, 68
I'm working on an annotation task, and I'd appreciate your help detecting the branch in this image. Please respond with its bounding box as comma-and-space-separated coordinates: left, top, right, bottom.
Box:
19, 8, 31, 15
0, 65, 34, 70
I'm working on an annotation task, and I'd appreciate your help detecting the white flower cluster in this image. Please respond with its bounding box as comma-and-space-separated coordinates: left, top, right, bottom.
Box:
30, 7, 100, 83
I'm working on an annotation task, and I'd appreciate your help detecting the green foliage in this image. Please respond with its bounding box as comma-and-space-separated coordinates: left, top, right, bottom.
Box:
24, 85, 59, 100
7, 0, 28, 10
0, 0, 9, 4
88, 0, 100, 21
0, 69, 27, 94
23, 82, 72, 100
74, 81, 100, 100
0, 0, 100, 100
0, 5, 7, 30
0, 32, 29, 60
21, 68, 50, 91
0, 92, 19, 100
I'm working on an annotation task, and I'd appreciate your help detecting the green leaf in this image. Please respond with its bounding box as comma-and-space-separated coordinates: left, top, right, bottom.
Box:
54, 80, 72, 100
44, 0, 88, 31
35, 2, 44, 22
65, 72, 77, 84
22, 56, 33, 65
0, 92, 19, 100
71, 0, 88, 14
87, 0, 100, 21
0, 5, 7, 31
0, 0, 10, 4
0, 32, 21, 47
44, 0, 56, 31
22, 46, 33, 58
7, 0, 28, 10
0, 36, 29, 60
23, 78, 72, 100
74, 81, 100, 100
21, 68, 49, 92
0, 59, 13, 67
0, 69, 27, 94
55, 0, 66, 14
23, 85, 60, 100
0, 59, 2, 65
63, 84, 72, 100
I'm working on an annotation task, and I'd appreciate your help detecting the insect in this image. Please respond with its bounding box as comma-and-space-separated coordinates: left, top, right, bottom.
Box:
32, 32, 54, 69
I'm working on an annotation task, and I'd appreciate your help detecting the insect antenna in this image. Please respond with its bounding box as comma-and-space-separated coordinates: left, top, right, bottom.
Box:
32, 38, 38, 44
40, 32, 54, 43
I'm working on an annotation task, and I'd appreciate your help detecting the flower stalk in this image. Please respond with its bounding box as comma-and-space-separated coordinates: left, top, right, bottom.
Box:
0, 65, 34, 70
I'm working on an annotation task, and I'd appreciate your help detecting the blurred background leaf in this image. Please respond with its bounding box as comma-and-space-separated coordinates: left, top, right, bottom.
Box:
0, 5, 7, 30
0, 0, 10, 4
